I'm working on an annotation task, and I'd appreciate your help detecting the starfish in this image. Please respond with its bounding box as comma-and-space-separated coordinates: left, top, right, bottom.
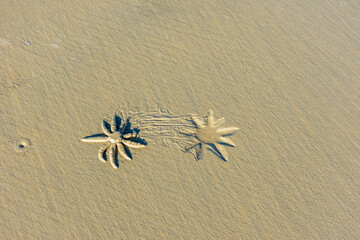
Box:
186, 110, 239, 161
81, 114, 146, 168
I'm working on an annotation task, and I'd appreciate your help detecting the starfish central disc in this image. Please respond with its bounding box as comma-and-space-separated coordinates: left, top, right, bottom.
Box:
109, 131, 122, 143
197, 127, 219, 144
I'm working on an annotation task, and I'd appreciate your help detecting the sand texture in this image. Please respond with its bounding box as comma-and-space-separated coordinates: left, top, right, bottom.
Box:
1, 0, 360, 239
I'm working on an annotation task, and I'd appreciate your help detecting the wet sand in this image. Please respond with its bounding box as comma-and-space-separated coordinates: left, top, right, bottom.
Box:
1, 0, 359, 239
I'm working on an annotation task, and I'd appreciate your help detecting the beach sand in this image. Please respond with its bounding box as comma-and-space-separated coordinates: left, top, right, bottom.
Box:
1, 0, 359, 239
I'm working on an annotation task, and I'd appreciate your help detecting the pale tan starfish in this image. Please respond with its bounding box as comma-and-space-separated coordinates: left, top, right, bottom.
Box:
82, 114, 146, 168
186, 110, 239, 161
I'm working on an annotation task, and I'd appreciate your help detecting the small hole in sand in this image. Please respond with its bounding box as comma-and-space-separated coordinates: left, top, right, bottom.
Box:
14, 138, 32, 153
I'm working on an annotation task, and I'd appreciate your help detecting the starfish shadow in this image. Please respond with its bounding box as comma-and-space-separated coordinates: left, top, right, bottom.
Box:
123, 117, 148, 146
207, 145, 227, 162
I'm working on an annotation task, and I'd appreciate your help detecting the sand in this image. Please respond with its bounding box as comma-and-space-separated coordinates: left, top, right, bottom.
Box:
1, 0, 359, 239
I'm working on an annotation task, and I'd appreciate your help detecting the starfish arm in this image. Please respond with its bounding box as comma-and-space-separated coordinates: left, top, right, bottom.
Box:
196, 143, 204, 160
218, 137, 236, 147
111, 114, 118, 132
81, 135, 108, 143
117, 143, 132, 161
102, 120, 112, 135
191, 115, 204, 128
108, 143, 118, 168
98, 142, 110, 162
213, 117, 225, 128
207, 110, 214, 126
123, 131, 137, 139
122, 139, 146, 148
214, 143, 229, 161
216, 127, 239, 136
